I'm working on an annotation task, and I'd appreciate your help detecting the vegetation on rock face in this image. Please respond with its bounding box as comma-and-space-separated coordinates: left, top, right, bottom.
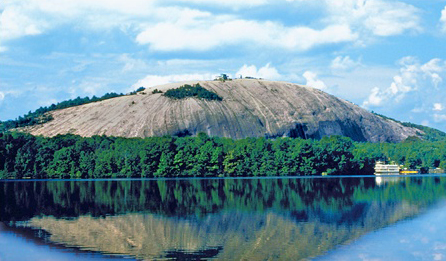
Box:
163, 84, 222, 101
1, 131, 446, 179
0, 113, 54, 133
373, 112, 446, 142
1, 94, 121, 132
129, 87, 145, 95
0, 87, 151, 132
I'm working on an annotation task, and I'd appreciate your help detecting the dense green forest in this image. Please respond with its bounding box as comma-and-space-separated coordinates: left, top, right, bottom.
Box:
163, 83, 223, 101
1, 131, 445, 179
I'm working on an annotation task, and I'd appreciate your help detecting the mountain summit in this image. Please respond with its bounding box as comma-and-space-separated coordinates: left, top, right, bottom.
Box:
23, 79, 420, 142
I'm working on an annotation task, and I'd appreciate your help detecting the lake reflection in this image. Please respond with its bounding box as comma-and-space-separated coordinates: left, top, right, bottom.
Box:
1, 176, 446, 260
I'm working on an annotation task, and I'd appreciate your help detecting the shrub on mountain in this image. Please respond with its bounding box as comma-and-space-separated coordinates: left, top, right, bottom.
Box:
164, 84, 222, 101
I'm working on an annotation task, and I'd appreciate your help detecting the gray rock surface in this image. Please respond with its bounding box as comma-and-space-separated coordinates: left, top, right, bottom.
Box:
23, 79, 421, 142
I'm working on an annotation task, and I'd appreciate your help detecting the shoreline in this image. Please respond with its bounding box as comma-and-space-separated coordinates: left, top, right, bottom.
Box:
1, 173, 445, 182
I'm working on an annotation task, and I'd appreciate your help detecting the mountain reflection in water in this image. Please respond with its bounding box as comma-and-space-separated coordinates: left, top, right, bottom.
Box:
1, 176, 446, 260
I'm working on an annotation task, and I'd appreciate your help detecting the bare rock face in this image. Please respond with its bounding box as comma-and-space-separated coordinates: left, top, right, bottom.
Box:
24, 79, 420, 142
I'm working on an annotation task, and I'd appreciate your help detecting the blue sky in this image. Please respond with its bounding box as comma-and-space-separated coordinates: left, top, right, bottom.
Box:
1, 0, 446, 131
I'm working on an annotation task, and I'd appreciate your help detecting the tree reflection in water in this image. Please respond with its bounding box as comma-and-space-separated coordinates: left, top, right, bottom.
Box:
1, 176, 446, 259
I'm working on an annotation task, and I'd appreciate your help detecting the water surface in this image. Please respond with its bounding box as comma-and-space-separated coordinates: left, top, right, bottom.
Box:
1, 175, 446, 260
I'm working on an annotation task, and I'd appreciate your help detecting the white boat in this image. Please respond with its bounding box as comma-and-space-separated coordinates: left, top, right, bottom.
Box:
374, 161, 400, 175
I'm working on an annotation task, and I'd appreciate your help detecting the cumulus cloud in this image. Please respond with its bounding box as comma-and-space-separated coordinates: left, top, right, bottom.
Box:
0, 5, 49, 42
131, 73, 215, 90
0, 0, 151, 46
0, 0, 421, 52
433, 103, 444, 111
136, 20, 356, 51
441, 6, 446, 32
323, 0, 421, 37
331, 56, 360, 71
174, 0, 267, 7
0, 0, 358, 53
4, 0, 348, 52
236, 63, 282, 80
362, 57, 446, 130
133, 64, 286, 90
421, 58, 443, 88
362, 87, 383, 106
303, 71, 327, 90
363, 57, 446, 108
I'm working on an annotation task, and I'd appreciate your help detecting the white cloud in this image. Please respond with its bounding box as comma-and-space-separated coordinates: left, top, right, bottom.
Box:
133, 64, 287, 90
362, 2, 421, 36
433, 103, 444, 111
0, 91, 5, 101
361, 57, 446, 129
136, 19, 357, 51
441, 6, 446, 32
25, 0, 155, 17
323, 64, 398, 100
236, 63, 282, 80
331, 56, 360, 71
363, 57, 446, 108
132, 73, 215, 89
1, 0, 359, 53
421, 58, 443, 88
303, 71, 327, 90
174, 0, 267, 7
0, 0, 421, 53
0, 0, 148, 45
323, 0, 421, 37
0, 5, 49, 42
362, 87, 383, 107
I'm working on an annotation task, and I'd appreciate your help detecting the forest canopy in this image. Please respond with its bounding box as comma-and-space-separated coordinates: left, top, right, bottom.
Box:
1, 132, 445, 179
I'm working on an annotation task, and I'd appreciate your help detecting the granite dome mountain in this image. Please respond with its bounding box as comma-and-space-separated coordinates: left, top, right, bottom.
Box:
22, 79, 421, 142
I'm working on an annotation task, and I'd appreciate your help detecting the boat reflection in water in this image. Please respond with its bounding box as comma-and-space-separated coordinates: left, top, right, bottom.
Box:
375, 176, 403, 186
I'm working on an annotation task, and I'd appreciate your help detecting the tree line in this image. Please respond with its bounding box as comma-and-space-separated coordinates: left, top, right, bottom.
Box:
1, 132, 446, 179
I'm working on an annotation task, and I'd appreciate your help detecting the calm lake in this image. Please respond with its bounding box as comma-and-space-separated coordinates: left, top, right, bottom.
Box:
1, 175, 446, 260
